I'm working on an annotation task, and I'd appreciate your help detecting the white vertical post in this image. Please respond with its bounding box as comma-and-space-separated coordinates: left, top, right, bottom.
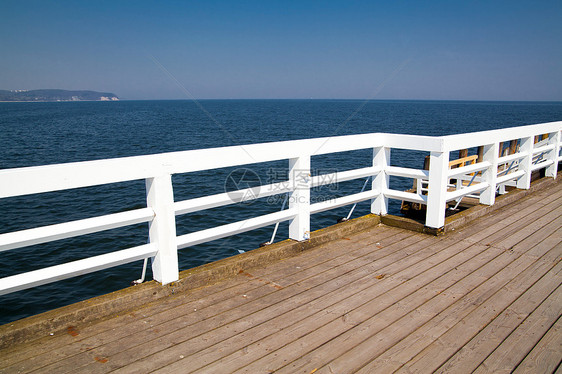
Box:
517, 136, 533, 189
289, 155, 310, 241
371, 146, 390, 215
146, 174, 178, 285
546, 131, 560, 179
425, 150, 449, 229
480, 143, 499, 205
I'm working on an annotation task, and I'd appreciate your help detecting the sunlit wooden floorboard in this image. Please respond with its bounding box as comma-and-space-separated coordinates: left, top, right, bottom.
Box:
1, 181, 561, 374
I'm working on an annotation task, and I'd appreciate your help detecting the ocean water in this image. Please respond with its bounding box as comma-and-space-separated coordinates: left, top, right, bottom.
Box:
1, 99, 561, 325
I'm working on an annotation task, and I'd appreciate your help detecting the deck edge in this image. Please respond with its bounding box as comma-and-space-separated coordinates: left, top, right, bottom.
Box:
0, 214, 381, 349
443, 172, 561, 232
381, 173, 561, 235
2, 174, 559, 349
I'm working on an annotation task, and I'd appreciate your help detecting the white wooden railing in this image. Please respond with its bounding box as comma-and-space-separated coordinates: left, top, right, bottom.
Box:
0, 121, 560, 295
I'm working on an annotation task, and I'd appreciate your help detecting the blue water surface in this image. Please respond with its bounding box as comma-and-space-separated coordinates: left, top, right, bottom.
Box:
0, 99, 561, 324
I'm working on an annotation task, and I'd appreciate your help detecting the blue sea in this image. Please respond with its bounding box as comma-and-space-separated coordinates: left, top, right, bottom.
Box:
1, 99, 561, 325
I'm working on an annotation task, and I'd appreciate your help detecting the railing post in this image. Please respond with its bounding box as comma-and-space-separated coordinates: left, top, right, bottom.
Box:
371, 146, 390, 215
517, 136, 533, 189
425, 150, 449, 229
546, 131, 560, 179
146, 174, 178, 285
480, 143, 499, 205
289, 155, 310, 241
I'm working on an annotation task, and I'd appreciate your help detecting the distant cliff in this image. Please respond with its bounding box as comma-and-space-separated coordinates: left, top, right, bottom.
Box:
0, 89, 119, 102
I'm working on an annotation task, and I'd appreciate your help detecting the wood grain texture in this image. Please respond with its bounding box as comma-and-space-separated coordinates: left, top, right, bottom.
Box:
1, 179, 561, 374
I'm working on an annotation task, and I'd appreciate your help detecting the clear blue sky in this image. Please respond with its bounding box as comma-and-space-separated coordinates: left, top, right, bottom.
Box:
1, 0, 561, 101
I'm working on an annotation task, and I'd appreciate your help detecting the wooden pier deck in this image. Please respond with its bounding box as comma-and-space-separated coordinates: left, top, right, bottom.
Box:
1, 179, 562, 373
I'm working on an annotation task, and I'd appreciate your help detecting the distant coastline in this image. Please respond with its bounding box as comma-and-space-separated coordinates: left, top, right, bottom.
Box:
0, 89, 119, 102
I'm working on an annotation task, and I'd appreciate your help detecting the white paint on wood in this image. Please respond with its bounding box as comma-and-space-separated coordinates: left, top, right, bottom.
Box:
371, 147, 390, 215
0, 244, 156, 295
517, 137, 534, 190
176, 209, 297, 249
146, 175, 178, 285
480, 143, 499, 205
426, 151, 449, 228
0, 121, 560, 293
0, 208, 154, 252
311, 166, 381, 188
289, 156, 311, 241
546, 130, 560, 178
386, 166, 429, 179
311, 190, 380, 214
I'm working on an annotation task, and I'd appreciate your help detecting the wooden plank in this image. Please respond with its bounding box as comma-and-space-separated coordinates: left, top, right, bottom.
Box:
507, 308, 562, 374
460, 202, 562, 251
489, 206, 562, 250
1, 227, 401, 369
350, 235, 561, 374
395, 224, 562, 373
2, 177, 561, 374
1, 226, 401, 372
0, 268, 264, 369
4, 227, 399, 371
361, 252, 562, 373
132, 224, 494, 372
29, 230, 420, 374
179, 240, 491, 374
388, 242, 562, 374
555, 357, 562, 374
1, 230, 402, 374
231, 241, 503, 373
473, 285, 562, 372
47, 186, 560, 372
247, 225, 400, 280
97, 232, 437, 374
449, 154, 477, 168
435, 269, 562, 373
5, 277, 283, 374
457, 192, 562, 246
272, 219, 562, 374
448, 186, 562, 245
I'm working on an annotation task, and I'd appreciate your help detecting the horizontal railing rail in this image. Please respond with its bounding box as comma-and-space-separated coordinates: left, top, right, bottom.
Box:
0, 122, 560, 295
0, 208, 155, 252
